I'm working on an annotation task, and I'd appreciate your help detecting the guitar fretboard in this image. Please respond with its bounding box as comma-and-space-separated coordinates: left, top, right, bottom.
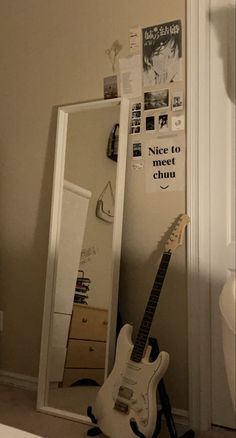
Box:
130, 251, 171, 363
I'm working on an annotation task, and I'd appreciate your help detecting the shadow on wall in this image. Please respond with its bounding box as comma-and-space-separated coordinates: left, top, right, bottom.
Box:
209, 3, 236, 105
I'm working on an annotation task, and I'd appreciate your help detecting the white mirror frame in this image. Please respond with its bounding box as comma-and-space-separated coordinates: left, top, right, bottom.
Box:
37, 97, 129, 424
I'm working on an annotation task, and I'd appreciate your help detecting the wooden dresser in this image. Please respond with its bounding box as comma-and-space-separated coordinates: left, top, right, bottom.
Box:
63, 304, 108, 387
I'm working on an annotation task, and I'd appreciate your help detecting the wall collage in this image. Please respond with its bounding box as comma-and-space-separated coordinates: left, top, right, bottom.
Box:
104, 19, 185, 193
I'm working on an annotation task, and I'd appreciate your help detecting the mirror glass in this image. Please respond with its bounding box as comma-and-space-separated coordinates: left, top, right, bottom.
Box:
37, 98, 129, 422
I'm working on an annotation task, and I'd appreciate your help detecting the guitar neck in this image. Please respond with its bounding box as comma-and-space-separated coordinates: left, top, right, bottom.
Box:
130, 251, 172, 363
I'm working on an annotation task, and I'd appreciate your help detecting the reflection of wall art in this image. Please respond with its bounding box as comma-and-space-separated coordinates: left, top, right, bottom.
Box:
105, 40, 123, 72
104, 75, 118, 100
172, 91, 184, 111
146, 115, 155, 131
158, 113, 169, 132
143, 20, 182, 86
172, 114, 185, 131
144, 89, 169, 111
96, 181, 114, 223
80, 246, 97, 266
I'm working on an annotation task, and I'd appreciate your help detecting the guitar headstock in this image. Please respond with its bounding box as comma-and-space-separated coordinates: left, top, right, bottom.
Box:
165, 214, 190, 253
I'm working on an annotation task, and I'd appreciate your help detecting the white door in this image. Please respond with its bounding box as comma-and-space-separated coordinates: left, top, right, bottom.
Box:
209, 0, 236, 428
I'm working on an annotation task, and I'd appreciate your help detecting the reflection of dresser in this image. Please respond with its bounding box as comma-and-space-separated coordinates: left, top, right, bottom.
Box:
63, 304, 108, 387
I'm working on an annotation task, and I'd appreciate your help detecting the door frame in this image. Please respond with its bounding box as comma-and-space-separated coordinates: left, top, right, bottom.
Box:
186, 0, 212, 431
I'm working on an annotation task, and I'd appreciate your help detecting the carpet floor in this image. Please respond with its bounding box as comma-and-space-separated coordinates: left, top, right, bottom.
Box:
0, 383, 235, 438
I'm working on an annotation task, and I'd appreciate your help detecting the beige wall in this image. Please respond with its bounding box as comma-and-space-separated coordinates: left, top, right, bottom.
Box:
0, 0, 187, 410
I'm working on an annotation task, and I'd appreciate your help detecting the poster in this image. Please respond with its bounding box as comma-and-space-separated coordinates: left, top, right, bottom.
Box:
104, 75, 118, 99
119, 55, 142, 98
144, 135, 185, 192
143, 20, 182, 86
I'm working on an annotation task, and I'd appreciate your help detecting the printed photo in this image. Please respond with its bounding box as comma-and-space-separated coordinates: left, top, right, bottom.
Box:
158, 113, 169, 131
132, 110, 141, 118
171, 114, 185, 131
144, 89, 169, 111
143, 20, 182, 86
146, 116, 155, 131
132, 102, 141, 111
132, 142, 142, 158
131, 126, 141, 134
104, 75, 118, 99
172, 91, 184, 111
132, 119, 141, 127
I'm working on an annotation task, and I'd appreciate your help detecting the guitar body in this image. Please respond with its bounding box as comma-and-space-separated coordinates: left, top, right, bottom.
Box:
94, 324, 169, 438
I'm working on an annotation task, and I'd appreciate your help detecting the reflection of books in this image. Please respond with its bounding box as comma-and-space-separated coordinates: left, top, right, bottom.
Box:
74, 292, 88, 299
76, 278, 91, 286
74, 270, 91, 305
75, 286, 89, 292
74, 295, 88, 304
77, 277, 90, 284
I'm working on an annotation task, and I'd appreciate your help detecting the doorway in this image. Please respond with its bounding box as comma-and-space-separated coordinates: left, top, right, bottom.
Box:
187, 0, 236, 431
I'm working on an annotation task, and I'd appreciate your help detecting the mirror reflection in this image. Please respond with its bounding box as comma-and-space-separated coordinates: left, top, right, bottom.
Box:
46, 103, 121, 416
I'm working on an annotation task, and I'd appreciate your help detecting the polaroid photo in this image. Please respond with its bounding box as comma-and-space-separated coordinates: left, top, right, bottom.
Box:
131, 126, 141, 134
145, 115, 155, 132
172, 91, 184, 111
132, 142, 142, 158
158, 113, 169, 132
132, 162, 144, 171
132, 102, 141, 111
132, 119, 141, 127
171, 114, 185, 131
144, 89, 169, 111
132, 110, 141, 119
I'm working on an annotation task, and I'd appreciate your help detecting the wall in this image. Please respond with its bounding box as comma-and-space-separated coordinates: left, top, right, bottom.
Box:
0, 0, 187, 410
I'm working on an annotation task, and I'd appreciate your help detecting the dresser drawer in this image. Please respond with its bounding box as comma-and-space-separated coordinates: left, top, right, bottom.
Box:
70, 305, 108, 341
63, 368, 105, 387
65, 339, 106, 368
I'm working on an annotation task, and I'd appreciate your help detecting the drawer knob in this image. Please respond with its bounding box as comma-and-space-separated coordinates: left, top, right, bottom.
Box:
89, 346, 95, 352
82, 317, 88, 323
103, 320, 108, 326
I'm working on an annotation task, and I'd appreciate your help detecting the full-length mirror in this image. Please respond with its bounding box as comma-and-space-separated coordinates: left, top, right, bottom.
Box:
37, 98, 129, 423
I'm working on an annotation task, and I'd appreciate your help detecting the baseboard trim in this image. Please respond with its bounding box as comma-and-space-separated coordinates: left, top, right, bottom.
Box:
0, 370, 189, 427
157, 403, 189, 427
172, 407, 189, 426
0, 370, 38, 391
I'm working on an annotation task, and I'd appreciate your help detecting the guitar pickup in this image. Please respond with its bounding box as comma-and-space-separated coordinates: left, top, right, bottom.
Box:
114, 399, 129, 414
118, 386, 133, 400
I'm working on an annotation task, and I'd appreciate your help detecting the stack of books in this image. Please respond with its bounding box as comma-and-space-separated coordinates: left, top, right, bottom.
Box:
74, 270, 91, 305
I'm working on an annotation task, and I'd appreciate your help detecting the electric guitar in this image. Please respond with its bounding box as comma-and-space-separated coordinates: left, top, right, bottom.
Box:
93, 214, 190, 438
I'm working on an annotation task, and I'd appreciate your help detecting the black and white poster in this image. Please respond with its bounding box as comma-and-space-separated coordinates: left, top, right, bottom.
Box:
143, 20, 182, 86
